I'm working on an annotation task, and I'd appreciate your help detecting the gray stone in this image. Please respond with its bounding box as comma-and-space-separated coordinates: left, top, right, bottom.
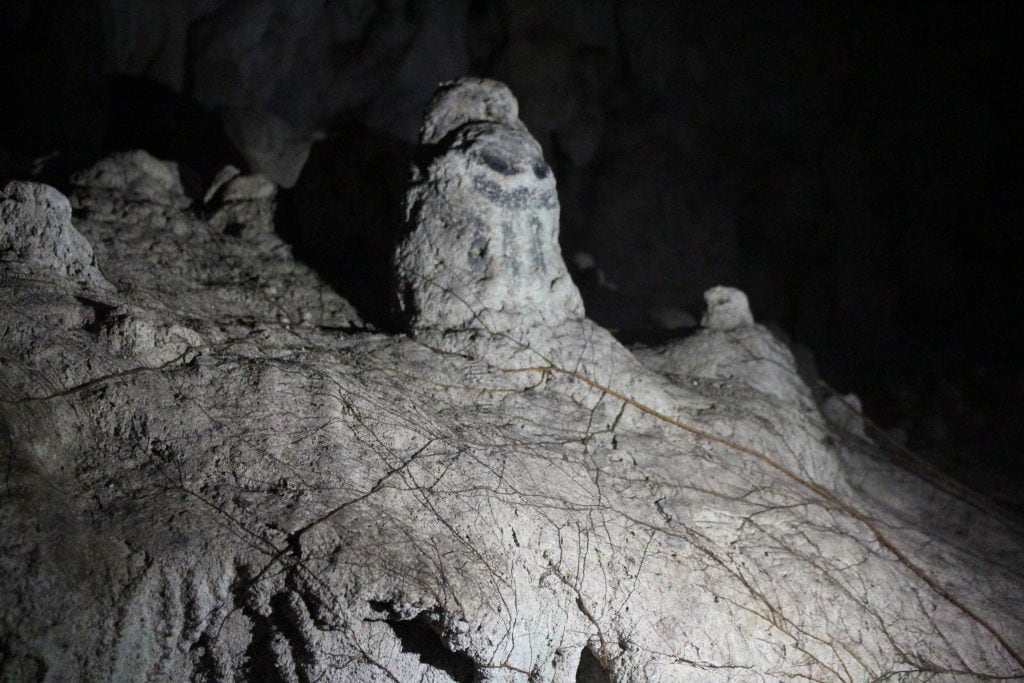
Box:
2, 103, 1023, 680
204, 166, 278, 234
0, 180, 111, 291
202, 164, 243, 205
394, 78, 584, 338
823, 392, 869, 439
419, 78, 527, 146
220, 109, 312, 189
701, 285, 754, 330
636, 319, 817, 412
70, 149, 189, 208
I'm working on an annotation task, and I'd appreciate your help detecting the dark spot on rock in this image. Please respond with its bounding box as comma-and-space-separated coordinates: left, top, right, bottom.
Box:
76, 295, 115, 333
480, 148, 516, 175
532, 158, 550, 179
576, 646, 612, 682
467, 235, 489, 269
474, 176, 545, 210
366, 601, 477, 683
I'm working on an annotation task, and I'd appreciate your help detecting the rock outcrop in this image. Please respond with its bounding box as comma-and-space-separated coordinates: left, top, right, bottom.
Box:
0, 180, 111, 291
1, 81, 1023, 682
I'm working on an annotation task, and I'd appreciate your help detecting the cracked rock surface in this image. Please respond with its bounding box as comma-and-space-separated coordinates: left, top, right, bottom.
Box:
2, 97, 1024, 680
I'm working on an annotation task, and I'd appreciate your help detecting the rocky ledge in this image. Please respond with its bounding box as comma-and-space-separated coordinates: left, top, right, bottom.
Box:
1, 80, 1022, 682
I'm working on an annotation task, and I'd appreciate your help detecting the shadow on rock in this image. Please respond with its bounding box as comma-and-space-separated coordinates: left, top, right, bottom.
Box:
277, 122, 412, 331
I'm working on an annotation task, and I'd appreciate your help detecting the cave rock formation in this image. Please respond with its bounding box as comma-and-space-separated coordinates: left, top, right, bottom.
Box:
1, 82, 1023, 682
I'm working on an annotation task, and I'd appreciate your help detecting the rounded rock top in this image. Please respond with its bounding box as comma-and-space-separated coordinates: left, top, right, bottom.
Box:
0, 180, 111, 290
394, 78, 584, 336
701, 286, 754, 330
419, 78, 528, 146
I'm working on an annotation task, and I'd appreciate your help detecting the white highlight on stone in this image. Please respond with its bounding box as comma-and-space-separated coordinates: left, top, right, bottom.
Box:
701, 285, 754, 330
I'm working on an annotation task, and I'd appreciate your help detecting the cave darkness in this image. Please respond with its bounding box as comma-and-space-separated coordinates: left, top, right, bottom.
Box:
1, 1, 1022, 510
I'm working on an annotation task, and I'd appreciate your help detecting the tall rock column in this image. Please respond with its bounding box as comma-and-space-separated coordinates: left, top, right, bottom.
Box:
394, 78, 584, 338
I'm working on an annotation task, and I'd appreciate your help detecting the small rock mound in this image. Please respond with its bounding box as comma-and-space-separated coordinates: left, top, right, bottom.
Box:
70, 150, 191, 222
394, 77, 584, 336
639, 285, 814, 410
0, 181, 111, 290
700, 285, 754, 331
203, 165, 277, 235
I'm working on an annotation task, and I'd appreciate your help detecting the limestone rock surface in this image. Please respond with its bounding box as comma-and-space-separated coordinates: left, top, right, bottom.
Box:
2, 117, 1023, 681
394, 78, 584, 337
0, 181, 111, 291
700, 285, 754, 331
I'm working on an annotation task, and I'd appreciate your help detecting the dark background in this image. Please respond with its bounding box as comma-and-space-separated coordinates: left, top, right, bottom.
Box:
2, 1, 1021, 507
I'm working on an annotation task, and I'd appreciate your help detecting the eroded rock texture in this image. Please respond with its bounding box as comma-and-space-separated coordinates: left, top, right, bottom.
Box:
395, 78, 583, 337
2, 85, 1024, 682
